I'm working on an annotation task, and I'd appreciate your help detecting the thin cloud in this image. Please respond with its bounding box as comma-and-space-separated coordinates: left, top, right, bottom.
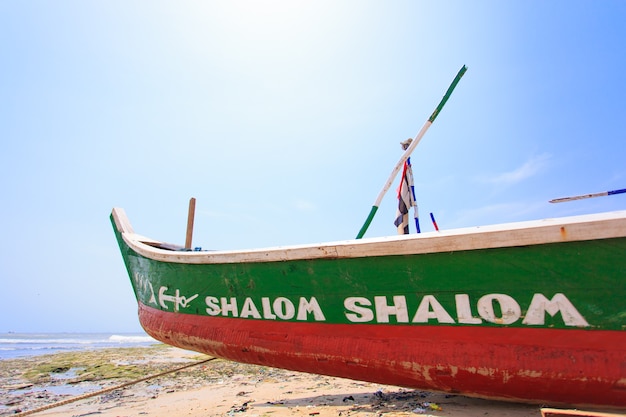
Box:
486, 153, 551, 186
452, 201, 547, 228
293, 199, 316, 212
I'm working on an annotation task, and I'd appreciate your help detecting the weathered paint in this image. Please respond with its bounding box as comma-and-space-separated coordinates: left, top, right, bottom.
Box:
111, 209, 626, 408
138, 303, 626, 407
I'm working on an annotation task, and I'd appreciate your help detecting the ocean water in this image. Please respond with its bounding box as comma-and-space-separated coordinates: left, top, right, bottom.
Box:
0, 333, 159, 360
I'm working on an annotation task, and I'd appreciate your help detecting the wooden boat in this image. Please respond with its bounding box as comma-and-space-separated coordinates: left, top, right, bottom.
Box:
111, 207, 626, 408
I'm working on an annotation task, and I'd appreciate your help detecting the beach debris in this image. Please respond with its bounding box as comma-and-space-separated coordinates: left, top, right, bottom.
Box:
100, 390, 124, 403
227, 401, 250, 415
360, 388, 444, 415
427, 402, 442, 411
412, 402, 443, 413
342, 395, 355, 402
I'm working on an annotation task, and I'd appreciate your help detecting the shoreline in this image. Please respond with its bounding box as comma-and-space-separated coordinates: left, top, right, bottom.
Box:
0, 332, 156, 362
0, 345, 617, 417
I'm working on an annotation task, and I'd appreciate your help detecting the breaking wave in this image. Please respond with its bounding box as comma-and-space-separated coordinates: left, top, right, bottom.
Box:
0, 333, 158, 360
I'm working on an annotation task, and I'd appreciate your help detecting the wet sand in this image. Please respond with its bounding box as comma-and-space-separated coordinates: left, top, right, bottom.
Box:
0, 345, 615, 417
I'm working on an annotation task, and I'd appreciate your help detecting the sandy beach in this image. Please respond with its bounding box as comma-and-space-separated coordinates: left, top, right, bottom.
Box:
0, 345, 619, 417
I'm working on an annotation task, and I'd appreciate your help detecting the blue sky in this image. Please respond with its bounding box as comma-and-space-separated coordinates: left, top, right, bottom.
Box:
1, 1, 625, 332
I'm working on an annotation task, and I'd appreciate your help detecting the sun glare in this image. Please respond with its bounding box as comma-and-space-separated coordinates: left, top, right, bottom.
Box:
222, 0, 325, 36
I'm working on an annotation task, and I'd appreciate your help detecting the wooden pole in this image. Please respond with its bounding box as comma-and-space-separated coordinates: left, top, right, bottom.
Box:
185, 197, 196, 249
356, 65, 467, 239
430, 212, 439, 231
549, 188, 626, 203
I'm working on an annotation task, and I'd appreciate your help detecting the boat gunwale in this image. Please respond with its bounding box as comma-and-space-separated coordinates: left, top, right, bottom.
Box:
111, 208, 626, 265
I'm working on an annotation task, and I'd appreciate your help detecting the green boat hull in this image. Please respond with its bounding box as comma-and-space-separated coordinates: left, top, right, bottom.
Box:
112, 208, 626, 407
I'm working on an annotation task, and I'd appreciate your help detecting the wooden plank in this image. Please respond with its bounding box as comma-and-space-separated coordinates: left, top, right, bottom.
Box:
123, 210, 626, 265
542, 408, 626, 417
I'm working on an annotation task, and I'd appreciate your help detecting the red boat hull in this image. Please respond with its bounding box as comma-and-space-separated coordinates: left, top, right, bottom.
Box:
139, 303, 626, 408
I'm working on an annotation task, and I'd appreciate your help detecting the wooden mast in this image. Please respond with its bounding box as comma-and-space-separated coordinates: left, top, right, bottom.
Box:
185, 197, 196, 249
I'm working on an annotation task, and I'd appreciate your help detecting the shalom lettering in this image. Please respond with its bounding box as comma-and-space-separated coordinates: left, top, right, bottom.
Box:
205, 296, 326, 321
343, 293, 589, 326
201, 293, 589, 327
